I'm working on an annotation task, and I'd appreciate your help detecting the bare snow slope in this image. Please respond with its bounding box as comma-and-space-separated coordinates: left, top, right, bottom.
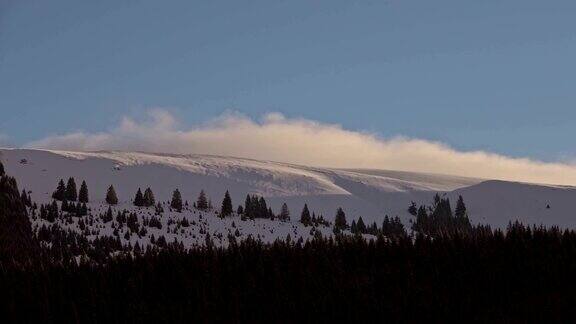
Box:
2, 148, 576, 228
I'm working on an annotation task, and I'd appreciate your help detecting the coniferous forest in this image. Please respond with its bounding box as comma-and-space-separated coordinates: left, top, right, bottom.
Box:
2, 162, 576, 322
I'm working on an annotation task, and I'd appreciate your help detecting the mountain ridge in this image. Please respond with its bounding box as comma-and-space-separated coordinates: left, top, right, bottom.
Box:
2, 148, 576, 228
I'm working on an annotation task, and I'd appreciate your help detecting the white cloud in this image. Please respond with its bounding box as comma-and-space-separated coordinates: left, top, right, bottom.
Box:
25, 109, 576, 185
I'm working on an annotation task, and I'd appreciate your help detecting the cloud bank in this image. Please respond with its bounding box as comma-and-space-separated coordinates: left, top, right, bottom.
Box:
26, 109, 576, 185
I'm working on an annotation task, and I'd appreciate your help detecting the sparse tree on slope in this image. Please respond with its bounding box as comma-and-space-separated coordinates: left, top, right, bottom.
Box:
171, 189, 183, 212
280, 203, 290, 222
78, 180, 89, 203
106, 185, 118, 205
244, 195, 252, 218
0, 161, 4, 176
220, 190, 233, 217
143, 188, 155, 207
197, 190, 208, 210
65, 177, 77, 201
258, 197, 267, 219
52, 179, 66, 201
300, 204, 311, 226
133, 188, 144, 207
334, 207, 347, 231
408, 201, 418, 216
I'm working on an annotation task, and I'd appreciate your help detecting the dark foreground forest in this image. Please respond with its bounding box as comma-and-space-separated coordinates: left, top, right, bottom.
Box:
2, 162, 576, 323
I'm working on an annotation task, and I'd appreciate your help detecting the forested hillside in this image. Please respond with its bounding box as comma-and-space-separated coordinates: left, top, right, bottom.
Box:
2, 159, 576, 322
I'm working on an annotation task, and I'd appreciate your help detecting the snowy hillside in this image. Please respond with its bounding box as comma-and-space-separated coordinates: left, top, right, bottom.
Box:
2, 148, 576, 231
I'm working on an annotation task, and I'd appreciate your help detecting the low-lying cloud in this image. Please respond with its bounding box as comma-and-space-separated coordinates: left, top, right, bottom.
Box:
26, 109, 576, 186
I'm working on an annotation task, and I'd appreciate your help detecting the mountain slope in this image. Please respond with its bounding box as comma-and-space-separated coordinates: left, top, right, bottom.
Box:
2, 148, 576, 228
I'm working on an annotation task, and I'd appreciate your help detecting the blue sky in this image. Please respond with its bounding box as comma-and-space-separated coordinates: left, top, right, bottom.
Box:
1, 0, 576, 161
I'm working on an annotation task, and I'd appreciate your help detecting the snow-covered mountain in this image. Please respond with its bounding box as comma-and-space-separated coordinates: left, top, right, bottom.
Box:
2, 148, 576, 229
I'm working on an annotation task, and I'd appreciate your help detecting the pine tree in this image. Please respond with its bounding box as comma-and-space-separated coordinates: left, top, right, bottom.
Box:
0, 172, 37, 263
350, 220, 357, 234
52, 179, 66, 201
220, 190, 233, 217
20, 189, 31, 207
65, 177, 77, 201
300, 204, 311, 226
244, 195, 252, 219
143, 188, 155, 207
357, 216, 367, 234
197, 190, 208, 210
258, 197, 267, 219
133, 188, 144, 207
408, 201, 418, 216
78, 180, 89, 203
455, 195, 467, 218
237, 205, 244, 215
171, 189, 183, 212
334, 207, 347, 231
280, 203, 290, 222
0, 161, 4, 176
106, 185, 118, 205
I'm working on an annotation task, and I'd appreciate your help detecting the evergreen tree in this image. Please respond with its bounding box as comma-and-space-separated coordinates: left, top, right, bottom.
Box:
350, 220, 357, 234
48, 200, 58, 222
171, 189, 183, 212
300, 204, 311, 226
52, 179, 66, 201
280, 203, 290, 222
65, 177, 77, 201
356, 217, 367, 234
0, 161, 4, 176
78, 180, 89, 203
220, 190, 233, 217
143, 188, 155, 207
20, 189, 31, 207
197, 190, 208, 210
244, 195, 252, 218
334, 207, 347, 231
106, 185, 118, 205
455, 195, 467, 218
133, 188, 144, 207
237, 205, 244, 215
0, 172, 37, 263
408, 201, 418, 216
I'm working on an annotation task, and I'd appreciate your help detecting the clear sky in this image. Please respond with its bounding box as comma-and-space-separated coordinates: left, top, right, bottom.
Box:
1, 0, 576, 162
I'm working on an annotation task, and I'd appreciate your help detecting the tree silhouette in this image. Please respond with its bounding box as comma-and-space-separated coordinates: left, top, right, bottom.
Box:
171, 189, 183, 212
106, 185, 118, 205
78, 180, 89, 203
220, 190, 233, 217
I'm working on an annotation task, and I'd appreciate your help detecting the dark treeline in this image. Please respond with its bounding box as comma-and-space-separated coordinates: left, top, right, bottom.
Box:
3, 227, 576, 322
4, 161, 576, 322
